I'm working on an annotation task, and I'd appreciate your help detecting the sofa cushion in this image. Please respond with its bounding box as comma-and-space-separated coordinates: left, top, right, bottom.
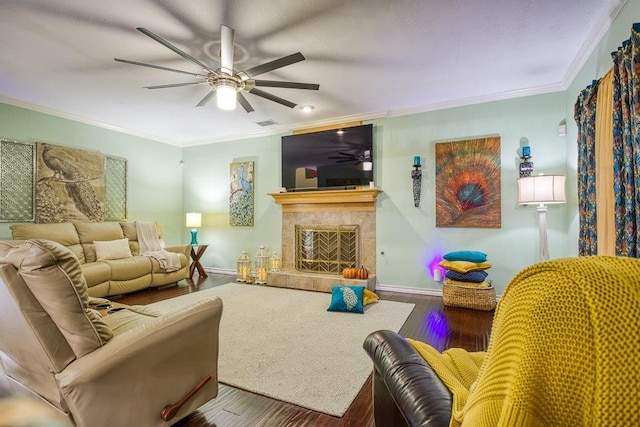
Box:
75, 222, 125, 263
10, 223, 85, 263
105, 256, 152, 281
81, 262, 112, 288
121, 222, 162, 256
95, 238, 132, 261
0, 239, 113, 357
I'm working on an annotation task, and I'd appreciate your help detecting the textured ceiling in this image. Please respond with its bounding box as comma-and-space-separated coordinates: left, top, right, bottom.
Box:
0, 0, 626, 146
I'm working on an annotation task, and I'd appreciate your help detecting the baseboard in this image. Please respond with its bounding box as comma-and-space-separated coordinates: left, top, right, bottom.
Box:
202, 271, 501, 300
204, 267, 235, 276
375, 283, 502, 300
374, 283, 443, 297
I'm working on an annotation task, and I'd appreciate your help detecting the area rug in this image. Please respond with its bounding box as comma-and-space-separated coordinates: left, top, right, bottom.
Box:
150, 283, 414, 417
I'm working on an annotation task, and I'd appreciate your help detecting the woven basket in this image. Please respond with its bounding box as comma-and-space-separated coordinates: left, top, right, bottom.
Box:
442, 282, 496, 311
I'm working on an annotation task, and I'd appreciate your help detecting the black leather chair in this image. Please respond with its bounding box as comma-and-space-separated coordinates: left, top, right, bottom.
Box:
363, 330, 452, 427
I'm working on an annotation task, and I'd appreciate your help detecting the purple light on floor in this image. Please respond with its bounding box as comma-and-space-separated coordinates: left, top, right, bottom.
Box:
423, 310, 449, 350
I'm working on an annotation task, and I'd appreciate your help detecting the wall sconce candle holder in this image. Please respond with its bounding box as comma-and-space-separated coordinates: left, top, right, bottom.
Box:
411, 156, 422, 207
519, 146, 534, 177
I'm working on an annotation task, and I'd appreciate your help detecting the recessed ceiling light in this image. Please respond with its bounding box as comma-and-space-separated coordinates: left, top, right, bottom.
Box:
299, 105, 314, 113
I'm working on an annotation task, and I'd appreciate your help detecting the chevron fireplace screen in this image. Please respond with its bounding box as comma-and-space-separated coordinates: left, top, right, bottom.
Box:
295, 225, 359, 274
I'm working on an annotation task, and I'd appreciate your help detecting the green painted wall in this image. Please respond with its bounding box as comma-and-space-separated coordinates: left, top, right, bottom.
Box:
182, 134, 282, 271
0, 103, 184, 244
371, 93, 568, 293
182, 93, 568, 295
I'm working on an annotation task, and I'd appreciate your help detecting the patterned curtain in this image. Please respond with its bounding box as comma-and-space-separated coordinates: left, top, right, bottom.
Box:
612, 24, 640, 257
575, 80, 599, 255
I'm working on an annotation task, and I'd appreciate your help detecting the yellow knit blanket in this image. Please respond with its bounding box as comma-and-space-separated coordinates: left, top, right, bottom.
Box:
410, 256, 640, 426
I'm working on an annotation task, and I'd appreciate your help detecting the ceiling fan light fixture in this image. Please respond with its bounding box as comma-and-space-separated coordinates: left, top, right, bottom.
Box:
217, 84, 237, 110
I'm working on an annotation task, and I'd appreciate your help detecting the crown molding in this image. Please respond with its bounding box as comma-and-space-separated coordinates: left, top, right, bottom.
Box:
560, 0, 628, 88
0, 95, 182, 147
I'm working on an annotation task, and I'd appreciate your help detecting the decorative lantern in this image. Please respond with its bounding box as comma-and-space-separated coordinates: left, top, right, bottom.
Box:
271, 251, 281, 272
255, 245, 269, 284
236, 251, 251, 283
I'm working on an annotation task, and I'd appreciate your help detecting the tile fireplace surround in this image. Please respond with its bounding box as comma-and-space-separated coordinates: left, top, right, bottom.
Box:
267, 189, 380, 292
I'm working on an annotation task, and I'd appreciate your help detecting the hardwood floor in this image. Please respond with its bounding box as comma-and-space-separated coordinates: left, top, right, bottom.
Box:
114, 273, 494, 427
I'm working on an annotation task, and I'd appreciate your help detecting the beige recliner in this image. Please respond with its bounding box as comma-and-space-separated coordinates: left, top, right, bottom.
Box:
0, 239, 223, 426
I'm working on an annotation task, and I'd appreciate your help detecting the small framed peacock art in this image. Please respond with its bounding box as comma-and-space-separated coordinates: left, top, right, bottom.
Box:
35, 143, 106, 223
229, 161, 254, 226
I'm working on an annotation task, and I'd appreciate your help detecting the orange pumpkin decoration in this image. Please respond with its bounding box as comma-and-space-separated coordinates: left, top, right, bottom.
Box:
342, 267, 357, 279
357, 266, 369, 280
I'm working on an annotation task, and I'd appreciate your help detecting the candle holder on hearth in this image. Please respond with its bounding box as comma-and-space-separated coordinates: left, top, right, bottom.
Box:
236, 251, 251, 283
255, 245, 269, 285
271, 251, 281, 272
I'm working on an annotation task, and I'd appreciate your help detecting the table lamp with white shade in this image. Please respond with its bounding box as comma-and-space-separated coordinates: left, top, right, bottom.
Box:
517, 174, 566, 261
186, 212, 202, 245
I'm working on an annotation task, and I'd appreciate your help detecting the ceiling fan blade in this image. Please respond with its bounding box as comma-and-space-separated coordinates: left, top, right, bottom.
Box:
237, 92, 255, 113
144, 82, 202, 89
241, 52, 305, 78
248, 88, 297, 108
220, 25, 235, 74
196, 90, 216, 107
114, 58, 203, 77
254, 80, 319, 90
137, 27, 209, 70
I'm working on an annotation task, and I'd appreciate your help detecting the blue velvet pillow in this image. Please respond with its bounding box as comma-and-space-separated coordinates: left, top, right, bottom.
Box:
327, 285, 365, 314
443, 250, 487, 263
445, 270, 488, 283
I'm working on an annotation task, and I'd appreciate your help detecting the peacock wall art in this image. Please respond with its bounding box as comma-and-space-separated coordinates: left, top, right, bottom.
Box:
35, 143, 105, 223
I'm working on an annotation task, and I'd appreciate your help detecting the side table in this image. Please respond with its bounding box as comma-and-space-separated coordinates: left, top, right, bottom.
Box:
189, 244, 209, 279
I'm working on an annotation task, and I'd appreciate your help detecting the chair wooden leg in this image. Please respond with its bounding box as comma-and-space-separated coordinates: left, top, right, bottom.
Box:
161, 375, 212, 422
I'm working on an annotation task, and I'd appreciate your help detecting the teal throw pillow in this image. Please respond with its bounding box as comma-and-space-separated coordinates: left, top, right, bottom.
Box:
327, 285, 365, 314
443, 250, 487, 263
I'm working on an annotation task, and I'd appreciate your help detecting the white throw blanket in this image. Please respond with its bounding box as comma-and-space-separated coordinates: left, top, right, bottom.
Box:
135, 221, 181, 272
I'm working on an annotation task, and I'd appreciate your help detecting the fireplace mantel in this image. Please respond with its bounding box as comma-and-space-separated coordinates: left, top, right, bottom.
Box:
269, 188, 381, 212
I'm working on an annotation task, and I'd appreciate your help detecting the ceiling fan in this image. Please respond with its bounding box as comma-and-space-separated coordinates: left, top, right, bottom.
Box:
329, 150, 372, 165
114, 25, 319, 112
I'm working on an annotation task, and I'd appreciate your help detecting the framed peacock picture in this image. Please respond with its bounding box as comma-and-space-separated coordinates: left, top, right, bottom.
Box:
435, 136, 501, 228
35, 143, 106, 223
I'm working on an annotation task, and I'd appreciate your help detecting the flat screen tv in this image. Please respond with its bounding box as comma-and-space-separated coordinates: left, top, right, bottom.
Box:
281, 124, 373, 191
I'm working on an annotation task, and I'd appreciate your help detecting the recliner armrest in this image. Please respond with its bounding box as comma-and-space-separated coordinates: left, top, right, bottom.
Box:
363, 330, 452, 427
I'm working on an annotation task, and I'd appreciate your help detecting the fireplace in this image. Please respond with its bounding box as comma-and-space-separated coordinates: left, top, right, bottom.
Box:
268, 189, 380, 292
295, 224, 360, 274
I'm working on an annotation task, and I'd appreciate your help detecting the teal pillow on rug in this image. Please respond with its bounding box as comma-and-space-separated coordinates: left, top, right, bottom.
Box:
327, 285, 365, 314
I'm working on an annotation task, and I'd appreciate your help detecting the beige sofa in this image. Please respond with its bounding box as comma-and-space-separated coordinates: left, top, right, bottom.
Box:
0, 238, 222, 426
10, 222, 190, 297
